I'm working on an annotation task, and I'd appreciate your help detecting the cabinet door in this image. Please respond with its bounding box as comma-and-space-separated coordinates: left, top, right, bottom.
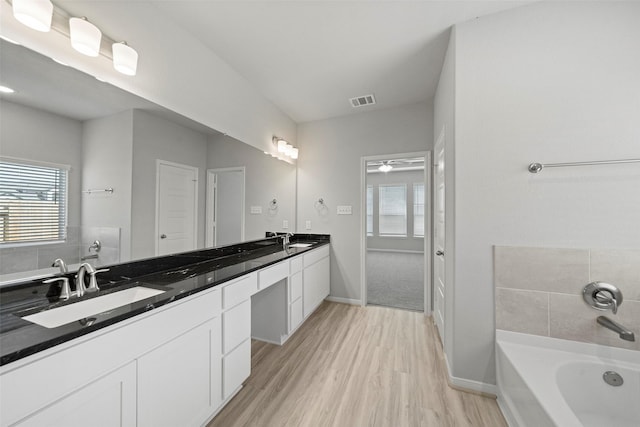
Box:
16, 362, 136, 427
223, 338, 251, 399
138, 319, 220, 427
303, 256, 330, 318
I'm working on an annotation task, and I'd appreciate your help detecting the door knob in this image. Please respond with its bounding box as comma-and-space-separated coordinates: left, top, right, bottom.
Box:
436, 250, 444, 257
160, 234, 167, 239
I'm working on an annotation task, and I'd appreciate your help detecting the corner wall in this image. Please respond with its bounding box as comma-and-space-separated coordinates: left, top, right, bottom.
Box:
297, 102, 433, 302
448, 1, 640, 386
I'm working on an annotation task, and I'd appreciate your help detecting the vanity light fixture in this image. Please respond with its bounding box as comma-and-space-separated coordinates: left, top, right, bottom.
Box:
12, 0, 53, 32
112, 42, 138, 76
272, 136, 298, 160
69, 17, 102, 57
378, 161, 393, 173
10, 0, 139, 76
0, 85, 16, 94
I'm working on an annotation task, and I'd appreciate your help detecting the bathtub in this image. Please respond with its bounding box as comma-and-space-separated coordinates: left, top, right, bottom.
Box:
496, 330, 640, 427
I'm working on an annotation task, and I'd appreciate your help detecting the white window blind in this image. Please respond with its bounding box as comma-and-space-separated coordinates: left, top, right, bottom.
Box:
366, 185, 373, 236
379, 184, 406, 236
414, 183, 425, 237
0, 159, 68, 245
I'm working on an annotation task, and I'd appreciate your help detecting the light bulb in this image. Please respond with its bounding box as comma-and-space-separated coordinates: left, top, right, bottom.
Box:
12, 0, 53, 32
69, 17, 102, 57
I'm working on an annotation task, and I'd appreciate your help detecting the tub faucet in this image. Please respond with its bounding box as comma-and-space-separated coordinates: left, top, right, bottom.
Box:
597, 316, 635, 342
52, 258, 68, 274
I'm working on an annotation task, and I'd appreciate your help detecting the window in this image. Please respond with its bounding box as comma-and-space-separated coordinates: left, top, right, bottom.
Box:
378, 184, 406, 236
0, 159, 68, 245
414, 183, 425, 237
366, 185, 373, 236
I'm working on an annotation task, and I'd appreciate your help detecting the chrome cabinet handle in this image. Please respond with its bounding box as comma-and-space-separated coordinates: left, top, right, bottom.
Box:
435, 250, 444, 257
160, 234, 167, 239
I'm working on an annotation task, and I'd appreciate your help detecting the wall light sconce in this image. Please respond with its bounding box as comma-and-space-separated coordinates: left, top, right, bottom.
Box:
12, 0, 53, 32
9, 0, 139, 76
272, 136, 298, 161
69, 17, 101, 57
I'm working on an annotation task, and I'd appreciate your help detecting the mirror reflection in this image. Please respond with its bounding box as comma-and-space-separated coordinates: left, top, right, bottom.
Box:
0, 40, 296, 284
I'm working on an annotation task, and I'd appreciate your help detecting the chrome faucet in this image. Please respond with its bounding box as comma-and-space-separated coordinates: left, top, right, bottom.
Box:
76, 263, 109, 295
282, 232, 294, 250
597, 316, 635, 342
52, 258, 68, 274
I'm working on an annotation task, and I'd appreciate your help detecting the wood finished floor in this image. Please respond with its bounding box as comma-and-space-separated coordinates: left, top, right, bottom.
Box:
208, 302, 507, 427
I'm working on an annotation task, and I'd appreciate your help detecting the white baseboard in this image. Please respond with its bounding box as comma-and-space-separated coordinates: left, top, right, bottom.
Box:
496, 396, 519, 427
444, 356, 497, 396
325, 296, 361, 305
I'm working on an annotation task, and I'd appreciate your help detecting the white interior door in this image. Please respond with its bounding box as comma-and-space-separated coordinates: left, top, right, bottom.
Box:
156, 160, 198, 256
206, 167, 244, 247
433, 130, 446, 343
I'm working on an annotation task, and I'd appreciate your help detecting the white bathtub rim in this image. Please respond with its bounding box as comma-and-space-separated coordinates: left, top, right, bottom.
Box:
496, 330, 640, 427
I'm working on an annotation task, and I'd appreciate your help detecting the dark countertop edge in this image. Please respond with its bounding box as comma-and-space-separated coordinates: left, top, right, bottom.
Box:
0, 238, 329, 366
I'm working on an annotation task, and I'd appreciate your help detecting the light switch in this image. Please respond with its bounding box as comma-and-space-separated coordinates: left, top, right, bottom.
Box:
305, 220, 312, 230
337, 205, 352, 215
282, 220, 289, 229
250, 206, 262, 214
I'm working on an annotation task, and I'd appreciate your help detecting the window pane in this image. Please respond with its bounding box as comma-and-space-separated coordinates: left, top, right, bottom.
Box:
414, 183, 425, 237
0, 160, 67, 244
379, 184, 406, 236
366, 185, 373, 236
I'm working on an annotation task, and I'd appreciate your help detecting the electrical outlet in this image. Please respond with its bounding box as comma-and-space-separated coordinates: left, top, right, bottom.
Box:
337, 205, 352, 215
305, 220, 312, 230
282, 220, 289, 229
250, 206, 262, 214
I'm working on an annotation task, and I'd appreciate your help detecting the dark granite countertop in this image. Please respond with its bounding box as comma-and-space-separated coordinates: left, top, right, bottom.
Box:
0, 234, 329, 366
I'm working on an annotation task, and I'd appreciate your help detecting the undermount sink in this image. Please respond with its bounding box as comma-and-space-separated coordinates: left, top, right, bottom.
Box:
289, 242, 315, 248
22, 286, 166, 329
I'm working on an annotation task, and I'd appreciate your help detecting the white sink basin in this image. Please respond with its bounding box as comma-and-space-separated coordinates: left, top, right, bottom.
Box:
289, 243, 314, 248
23, 286, 166, 329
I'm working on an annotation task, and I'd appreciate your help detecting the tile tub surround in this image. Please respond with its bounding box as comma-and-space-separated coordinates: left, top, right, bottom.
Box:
0, 234, 329, 366
494, 246, 640, 351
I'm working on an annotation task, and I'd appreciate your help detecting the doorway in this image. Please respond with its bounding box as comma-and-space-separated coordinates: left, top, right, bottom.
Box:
206, 167, 245, 247
155, 160, 198, 256
433, 129, 445, 342
361, 152, 431, 313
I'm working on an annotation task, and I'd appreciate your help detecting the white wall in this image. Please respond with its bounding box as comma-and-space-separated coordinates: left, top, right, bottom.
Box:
446, 2, 640, 387
207, 136, 296, 241
0, 100, 82, 228
0, 1, 296, 155
131, 110, 208, 260
297, 102, 433, 302
82, 111, 134, 262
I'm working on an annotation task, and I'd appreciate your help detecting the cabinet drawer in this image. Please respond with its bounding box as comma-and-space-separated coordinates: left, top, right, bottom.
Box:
290, 256, 303, 274
303, 245, 330, 267
223, 339, 251, 400
289, 298, 303, 333
289, 271, 302, 302
258, 261, 288, 290
223, 299, 251, 353
222, 273, 257, 310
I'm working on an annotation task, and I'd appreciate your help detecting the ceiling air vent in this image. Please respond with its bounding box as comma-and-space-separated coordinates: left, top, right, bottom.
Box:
349, 94, 376, 108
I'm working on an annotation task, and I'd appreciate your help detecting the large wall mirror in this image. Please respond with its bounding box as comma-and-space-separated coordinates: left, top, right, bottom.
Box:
0, 40, 296, 284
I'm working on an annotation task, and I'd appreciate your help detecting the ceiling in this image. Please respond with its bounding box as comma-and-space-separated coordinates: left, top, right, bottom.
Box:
151, 1, 530, 123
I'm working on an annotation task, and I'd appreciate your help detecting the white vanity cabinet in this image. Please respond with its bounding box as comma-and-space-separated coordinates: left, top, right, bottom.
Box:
221, 273, 256, 400
0, 287, 222, 427
15, 362, 136, 427
137, 317, 222, 427
302, 245, 330, 318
